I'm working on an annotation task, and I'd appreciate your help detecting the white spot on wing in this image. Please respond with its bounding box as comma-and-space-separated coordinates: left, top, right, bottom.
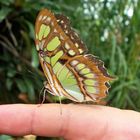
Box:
75, 43, 79, 48
61, 20, 64, 24
79, 48, 84, 54
65, 30, 68, 34
46, 17, 51, 22
71, 35, 74, 40
68, 50, 76, 56
42, 16, 47, 20
65, 43, 70, 50
74, 32, 78, 37
39, 15, 43, 21
60, 35, 64, 40
54, 29, 57, 33
51, 22, 54, 26
70, 60, 79, 66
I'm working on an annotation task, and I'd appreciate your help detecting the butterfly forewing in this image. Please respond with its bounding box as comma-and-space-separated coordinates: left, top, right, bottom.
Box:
35, 9, 114, 102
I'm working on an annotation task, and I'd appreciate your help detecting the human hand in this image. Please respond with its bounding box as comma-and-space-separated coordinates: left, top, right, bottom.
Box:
0, 104, 140, 140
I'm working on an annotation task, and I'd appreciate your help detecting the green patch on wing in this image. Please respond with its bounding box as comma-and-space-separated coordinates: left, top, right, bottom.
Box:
84, 79, 96, 85
53, 62, 63, 73
84, 73, 94, 78
58, 66, 69, 81
76, 63, 85, 70
44, 56, 50, 63
56, 65, 84, 101
47, 36, 60, 51
38, 24, 50, 40
85, 86, 96, 93
80, 68, 90, 74
51, 50, 63, 66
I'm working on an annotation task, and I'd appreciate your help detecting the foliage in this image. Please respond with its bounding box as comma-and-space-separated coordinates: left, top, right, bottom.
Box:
0, 0, 140, 139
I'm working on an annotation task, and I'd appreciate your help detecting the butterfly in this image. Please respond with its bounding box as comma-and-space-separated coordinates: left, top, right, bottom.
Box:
35, 9, 114, 102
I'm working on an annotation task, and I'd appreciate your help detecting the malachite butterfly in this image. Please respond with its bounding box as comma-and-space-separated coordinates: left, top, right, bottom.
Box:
35, 9, 114, 102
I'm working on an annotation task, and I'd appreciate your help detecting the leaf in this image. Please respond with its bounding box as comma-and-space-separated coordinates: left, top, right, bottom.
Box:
7, 69, 17, 78
0, 135, 13, 140
6, 78, 13, 90
0, 7, 11, 22
16, 78, 35, 101
25, 20, 35, 39
31, 46, 39, 68
24, 78, 35, 101
16, 78, 27, 93
0, 0, 14, 6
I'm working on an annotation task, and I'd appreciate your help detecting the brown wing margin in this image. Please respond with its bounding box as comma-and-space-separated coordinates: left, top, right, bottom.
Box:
55, 14, 88, 54
85, 54, 114, 79
84, 54, 114, 96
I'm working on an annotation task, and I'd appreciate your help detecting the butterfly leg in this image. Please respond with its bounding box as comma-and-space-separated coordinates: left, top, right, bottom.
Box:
41, 88, 47, 104
39, 86, 45, 104
58, 96, 63, 115
37, 86, 46, 107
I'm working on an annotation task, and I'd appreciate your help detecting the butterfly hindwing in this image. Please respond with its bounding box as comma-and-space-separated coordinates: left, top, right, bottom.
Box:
54, 54, 112, 101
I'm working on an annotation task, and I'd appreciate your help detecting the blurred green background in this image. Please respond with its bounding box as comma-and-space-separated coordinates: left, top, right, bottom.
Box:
0, 0, 140, 139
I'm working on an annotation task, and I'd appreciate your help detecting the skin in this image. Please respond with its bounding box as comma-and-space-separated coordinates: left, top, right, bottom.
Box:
0, 104, 140, 140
